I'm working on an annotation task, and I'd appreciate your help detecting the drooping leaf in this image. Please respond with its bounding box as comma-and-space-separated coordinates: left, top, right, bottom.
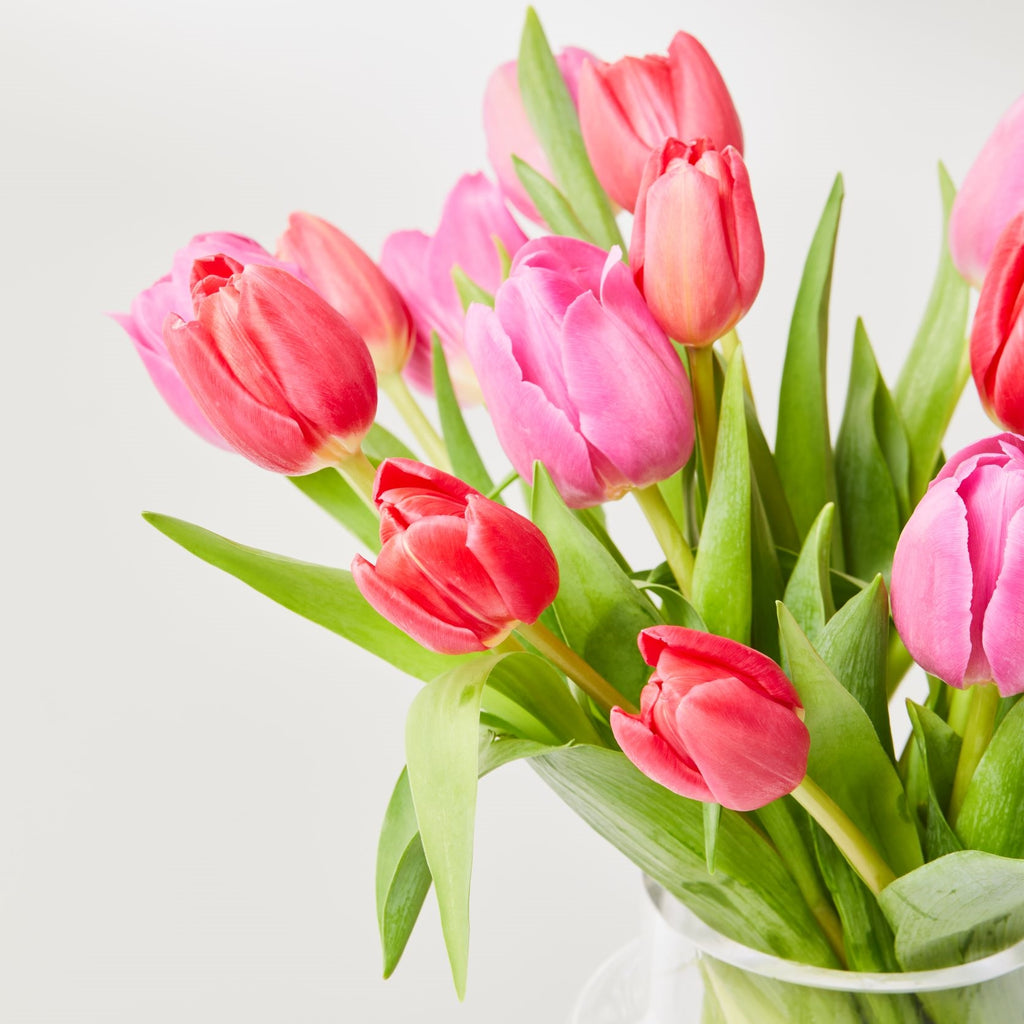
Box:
782, 503, 836, 645
512, 157, 592, 241
288, 468, 381, 552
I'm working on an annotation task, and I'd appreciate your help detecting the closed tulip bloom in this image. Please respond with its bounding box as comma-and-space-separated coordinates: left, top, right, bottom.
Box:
578, 31, 743, 212
484, 47, 593, 222
950, 93, 1024, 288
891, 433, 1024, 696
464, 236, 694, 508
380, 173, 528, 404
277, 212, 414, 376
351, 459, 559, 654
611, 627, 809, 812
631, 137, 764, 347
970, 213, 1024, 433
163, 257, 377, 475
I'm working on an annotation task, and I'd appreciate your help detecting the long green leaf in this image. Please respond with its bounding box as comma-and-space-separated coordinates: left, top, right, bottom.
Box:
512, 157, 592, 240
782, 503, 836, 645
905, 701, 962, 860
746, 391, 799, 553
288, 468, 380, 551
363, 422, 417, 462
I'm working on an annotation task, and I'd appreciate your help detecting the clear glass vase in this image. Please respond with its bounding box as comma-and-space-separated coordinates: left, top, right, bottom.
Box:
570, 879, 1024, 1023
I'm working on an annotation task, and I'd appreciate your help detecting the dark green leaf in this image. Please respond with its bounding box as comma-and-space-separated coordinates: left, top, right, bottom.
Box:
749, 477, 784, 662
905, 701, 963, 860
745, 390, 799, 553
288, 468, 380, 552
512, 157, 592, 240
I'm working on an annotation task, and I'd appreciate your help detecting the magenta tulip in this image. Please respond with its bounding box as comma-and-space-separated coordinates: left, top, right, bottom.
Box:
380, 173, 528, 404
163, 257, 377, 475
631, 137, 764, 347
950, 93, 1024, 288
464, 236, 695, 508
277, 212, 414, 376
484, 47, 593, 222
610, 627, 809, 812
351, 459, 559, 654
578, 31, 743, 212
891, 433, 1024, 696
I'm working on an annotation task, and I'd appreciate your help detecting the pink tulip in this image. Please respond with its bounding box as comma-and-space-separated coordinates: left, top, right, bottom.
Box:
464, 236, 694, 508
950, 93, 1024, 288
351, 459, 559, 654
163, 257, 377, 475
631, 137, 764, 347
113, 232, 310, 447
379, 174, 528, 404
277, 212, 415, 376
970, 213, 1024, 434
891, 433, 1024, 696
578, 31, 743, 212
484, 47, 594, 222
611, 627, 809, 812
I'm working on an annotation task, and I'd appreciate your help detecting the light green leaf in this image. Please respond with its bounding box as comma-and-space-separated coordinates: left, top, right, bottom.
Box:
363, 422, 418, 463
512, 157, 592, 240
451, 266, 494, 311
703, 802, 721, 874
782, 503, 835, 645
288, 468, 380, 551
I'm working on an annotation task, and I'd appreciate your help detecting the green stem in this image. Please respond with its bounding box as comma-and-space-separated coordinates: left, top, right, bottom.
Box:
335, 449, 379, 511
380, 373, 453, 471
688, 345, 718, 488
516, 620, 636, 715
632, 485, 694, 598
948, 681, 1000, 825
790, 776, 897, 896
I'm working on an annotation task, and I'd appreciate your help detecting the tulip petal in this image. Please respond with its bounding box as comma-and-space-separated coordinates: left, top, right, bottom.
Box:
983, 505, 1024, 695
667, 32, 744, 155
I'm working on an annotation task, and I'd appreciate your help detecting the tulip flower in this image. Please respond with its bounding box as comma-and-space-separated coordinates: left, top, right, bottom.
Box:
949, 93, 1024, 288
277, 212, 415, 376
464, 236, 695, 508
970, 212, 1024, 434
484, 47, 593, 222
631, 138, 764, 348
891, 433, 1024, 696
114, 232, 309, 446
380, 174, 528, 404
610, 626, 809, 812
351, 459, 559, 654
163, 257, 377, 475
578, 31, 743, 212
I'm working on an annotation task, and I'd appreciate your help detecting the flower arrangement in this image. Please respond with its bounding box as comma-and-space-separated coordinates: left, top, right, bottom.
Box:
116, 9, 1024, 1020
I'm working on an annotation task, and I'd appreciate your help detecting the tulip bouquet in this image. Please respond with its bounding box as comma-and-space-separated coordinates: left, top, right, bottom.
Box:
118, 10, 1024, 1022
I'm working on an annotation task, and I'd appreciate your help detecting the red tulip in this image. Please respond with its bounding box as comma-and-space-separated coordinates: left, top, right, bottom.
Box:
610, 627, 809, 811
351, 459, 559, 654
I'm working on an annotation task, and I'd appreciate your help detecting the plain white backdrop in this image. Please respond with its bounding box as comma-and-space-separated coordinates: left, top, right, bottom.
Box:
3, 0, 1021, 1020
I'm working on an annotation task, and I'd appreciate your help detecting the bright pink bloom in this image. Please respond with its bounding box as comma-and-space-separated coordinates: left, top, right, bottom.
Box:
351, 459, 559, 654
163, 258, 376, 475
611, 627, 809, 812
578, 31, 743, 212
631, 137, 763, 347
380, 174, 528, 404
113, 232, 309, 447
970, 213, 1024, 433
891, 433, 1024, 696
464, 236, 694, 508
950, 94, 1024, 288
484, 47, 594, 222
277, 212, 414, 376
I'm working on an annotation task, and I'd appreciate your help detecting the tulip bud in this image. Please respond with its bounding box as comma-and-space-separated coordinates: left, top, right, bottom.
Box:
611, 626, 809, 812
578, 31, 743, 212
950, 93, 1024, 288
464, 236, 695, 508
351, 459, 559, 654
163, 258, 377, 475
630, 138, 764, 348
277, 212, 415, 376
970, 213, 1024, 433
380, 173, 527, 404
891, 433, 1024, 696
483, 47, 594, 223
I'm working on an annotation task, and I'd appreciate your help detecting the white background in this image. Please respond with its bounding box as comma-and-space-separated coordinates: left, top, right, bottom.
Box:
3, 1, 1020, 1020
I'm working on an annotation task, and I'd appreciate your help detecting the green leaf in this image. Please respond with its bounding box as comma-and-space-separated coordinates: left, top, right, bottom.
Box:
639, 583, 707, 632
749, 478, 784, 662
451, 265, 494, 311
782, 503, 836, 645
835, 321, 909, 582
143, 513, 467, 681
905, 701, 963, 860
572, 505, 633, 574
703, 802, 721, 874
894, 165, 972, 504
288, 468, 380, 552
363, 422, 418, 463
775, 175, 844, 565
693, 355, 751, 643
512, 157, 592, 240
745, 391, 799, 553
430, 339, 495, 495
517, 9, 622, 250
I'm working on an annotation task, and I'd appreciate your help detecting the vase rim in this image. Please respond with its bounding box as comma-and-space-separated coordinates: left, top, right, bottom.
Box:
644, 877, 1024, 993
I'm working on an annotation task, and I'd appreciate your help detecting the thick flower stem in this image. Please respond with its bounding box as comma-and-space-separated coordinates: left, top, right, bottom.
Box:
380, 373, 453, 472
633, 485, 695, 598
948, 681, 1000, 825
516, 620, 637, 715
336, 449, 380, 511
790, 776, 897, 896
688, 345, 718, 487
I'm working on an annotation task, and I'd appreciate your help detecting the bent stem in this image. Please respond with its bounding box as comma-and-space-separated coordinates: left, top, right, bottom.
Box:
380, 373, 453, 472
948, 681, 1000, 825
516, 620, 637, 715
336, 449, 379, 511
688, 344, 719, 488
633, 484, 695, 599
